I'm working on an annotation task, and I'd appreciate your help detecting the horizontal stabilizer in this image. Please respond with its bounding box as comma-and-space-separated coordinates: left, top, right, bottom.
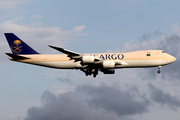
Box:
5, 53, 30, 60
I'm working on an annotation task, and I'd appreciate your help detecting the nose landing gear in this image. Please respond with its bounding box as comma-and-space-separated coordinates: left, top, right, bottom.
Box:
157, 66, 161, 74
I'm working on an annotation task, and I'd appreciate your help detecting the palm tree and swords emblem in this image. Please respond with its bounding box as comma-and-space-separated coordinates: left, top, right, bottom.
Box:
11, 40, 23, 53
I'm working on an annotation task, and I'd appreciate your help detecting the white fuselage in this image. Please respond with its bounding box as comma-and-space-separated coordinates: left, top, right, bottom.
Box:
8, 50, 176, 69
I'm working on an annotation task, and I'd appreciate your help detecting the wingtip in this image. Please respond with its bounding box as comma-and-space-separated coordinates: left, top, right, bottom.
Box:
48, 45, 63, 50
48, 45, 56, 48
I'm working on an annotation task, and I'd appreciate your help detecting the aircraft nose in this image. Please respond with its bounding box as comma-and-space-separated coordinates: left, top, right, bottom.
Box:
170, 55, 176, 62
173, 56, 176, 61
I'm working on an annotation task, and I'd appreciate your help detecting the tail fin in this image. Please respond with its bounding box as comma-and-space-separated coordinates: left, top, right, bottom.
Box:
4, 33, 39, 54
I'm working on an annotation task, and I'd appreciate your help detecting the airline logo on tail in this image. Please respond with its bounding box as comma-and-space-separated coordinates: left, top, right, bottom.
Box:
5, 33, 39, 54
11, 40, 23, 53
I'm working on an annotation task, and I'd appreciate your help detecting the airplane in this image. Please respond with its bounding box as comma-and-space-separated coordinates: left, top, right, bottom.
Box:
4, 33, 176, 78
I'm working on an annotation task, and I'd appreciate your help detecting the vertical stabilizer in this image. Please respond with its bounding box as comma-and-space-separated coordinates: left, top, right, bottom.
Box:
4, 33, 39, 54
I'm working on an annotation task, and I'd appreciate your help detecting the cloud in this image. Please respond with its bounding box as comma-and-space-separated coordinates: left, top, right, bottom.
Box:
120, 38, 162, 52
113, 26, 180, 81
0, 0, 27, 9
0, 21, 88, 43
31, 25, 180, 120
116, 29, 164, 53
149, 83, 180, 110
140, 28, 163, 42
141, 34, 180, 81
72, 25, 86, 32
157, 34, 180, 79
32, 15, 43, 19
0, 20, 89, 64
24, 84, 149, 120
0, 100, 39, 120
57, 78, 72, 84
3, 22, 180, 120
76, 84, 149, 116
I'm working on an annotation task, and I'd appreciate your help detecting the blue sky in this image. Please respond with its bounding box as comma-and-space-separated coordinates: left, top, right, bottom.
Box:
1, 0, 180, 120
1, 0, 179, 52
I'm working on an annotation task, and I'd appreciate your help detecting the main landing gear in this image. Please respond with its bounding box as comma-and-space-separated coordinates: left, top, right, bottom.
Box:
157, 66, 161, 74
92, 69, 98, 78
84, 69, 98, 78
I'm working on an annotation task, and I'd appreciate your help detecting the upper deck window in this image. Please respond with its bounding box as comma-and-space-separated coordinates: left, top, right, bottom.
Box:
162, 51, 165, 53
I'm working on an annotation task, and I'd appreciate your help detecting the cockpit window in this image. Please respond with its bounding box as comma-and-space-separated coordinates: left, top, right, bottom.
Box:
162, 51, 165, 53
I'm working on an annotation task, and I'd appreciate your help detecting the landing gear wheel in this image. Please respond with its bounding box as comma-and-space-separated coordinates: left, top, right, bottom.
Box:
93, 73, 96, 78
157, 66, 161, 74
93, 69, 98, 78
157, 70, 161, 74
85, 72, 88, 76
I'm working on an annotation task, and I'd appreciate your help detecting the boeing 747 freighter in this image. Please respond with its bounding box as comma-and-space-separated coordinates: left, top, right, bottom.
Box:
5, 33, 176, 77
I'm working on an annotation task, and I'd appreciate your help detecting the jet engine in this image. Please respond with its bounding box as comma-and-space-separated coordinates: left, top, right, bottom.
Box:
82, 56, 95, 64
103, 61, 115, 69
101, 69, 115, 74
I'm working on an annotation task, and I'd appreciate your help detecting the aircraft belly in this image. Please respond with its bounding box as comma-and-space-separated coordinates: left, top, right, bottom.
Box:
119, 60, 170, 68
28, 61, 78, 69
14, 59, 174, 69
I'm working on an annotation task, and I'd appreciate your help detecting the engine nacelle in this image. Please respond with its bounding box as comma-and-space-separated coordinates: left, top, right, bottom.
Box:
103, 61, 115, 69
102, 69, 115, 74
82, 55, 95, 64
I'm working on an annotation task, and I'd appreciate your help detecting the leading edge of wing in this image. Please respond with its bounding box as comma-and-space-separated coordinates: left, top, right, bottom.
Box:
48, 45, 102, 63
48, 45, 81, 56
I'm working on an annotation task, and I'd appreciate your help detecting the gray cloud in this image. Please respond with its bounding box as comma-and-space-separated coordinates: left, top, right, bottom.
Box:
149, 83, 180, 110
24, 84, 149, 120
76, 84, 149, 116
158, 35, 180, 78
57, 78, 72, 84
23, 29, 180, 120
142, 34, 180, 80
140, 28, 163, 42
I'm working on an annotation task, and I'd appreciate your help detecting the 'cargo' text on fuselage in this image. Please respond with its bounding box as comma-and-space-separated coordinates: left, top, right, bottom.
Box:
90, 54, 124, 60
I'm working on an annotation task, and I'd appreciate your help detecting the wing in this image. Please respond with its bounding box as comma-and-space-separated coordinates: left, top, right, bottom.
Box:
48, 45, 128, 77
48, 45, 83, 61
49, 45, 101, 62
48, 45, 80, 56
